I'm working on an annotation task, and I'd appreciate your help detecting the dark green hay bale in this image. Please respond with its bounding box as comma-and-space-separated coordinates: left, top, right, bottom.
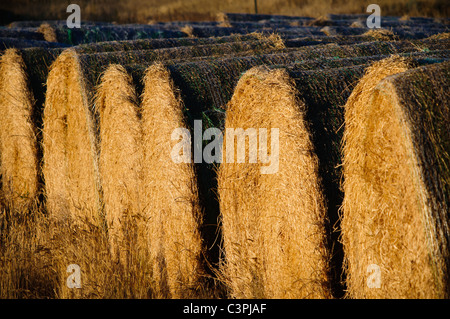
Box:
7, 20, 114, 28
162, 39, 449, 119
0, 37, 69, 50
72, 33, 275, 53
0, 27, 45, 41
49, 25, 187, 45
220, 13, 313, 22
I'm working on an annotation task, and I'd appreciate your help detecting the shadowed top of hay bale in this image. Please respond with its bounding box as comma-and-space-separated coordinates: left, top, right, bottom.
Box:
0, 27, 47, 41
62, 35, 285, 103
47, 25, 187, 45
218, 12, 313, 22
68, 32, 270, 52
7, 20, 114, 28
0, 37, 69, 51
158, 39, 449, 124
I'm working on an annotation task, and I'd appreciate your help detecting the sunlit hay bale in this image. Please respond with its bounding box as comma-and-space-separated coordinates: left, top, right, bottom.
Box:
180, 25, 196, 38
217, 53, 447, 298
37, 23, 58, 43
218, 66, 330, 299
426, 32, 450, 40
341, 59, 450, 298
0, 49, 39, 210
42, 50, 101, 226
95, 64, 144, 264
216, 12, 231, 27
141, 63, 204, 298
363, 29, 397, 41
350, 20, 365, 28
217, 64, 371, 299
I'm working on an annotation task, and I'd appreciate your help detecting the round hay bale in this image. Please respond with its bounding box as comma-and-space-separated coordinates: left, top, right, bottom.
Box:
37, 23, 58, 43
42, 50, 101, 225
341, 59, 450, 298
141, 63, 204, 298
218, 66, 330, 298
95, 64, 143, 263
0, 48, 38, 210
217, 53, 446, 298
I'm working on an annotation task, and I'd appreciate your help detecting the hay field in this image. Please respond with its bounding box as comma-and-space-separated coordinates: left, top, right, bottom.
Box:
0, 10, 449, 299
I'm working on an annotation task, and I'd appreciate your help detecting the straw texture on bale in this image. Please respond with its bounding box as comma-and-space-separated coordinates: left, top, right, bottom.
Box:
42, 35, 283, 223
95, 64, 143, 263
37, 23, 58, 43
218, 66, 330, 299
341, 59, 450, 298
0, 49, 38, 209
217, 54, 447, 298
42, 50, 102, 225
141, 63, 204, 298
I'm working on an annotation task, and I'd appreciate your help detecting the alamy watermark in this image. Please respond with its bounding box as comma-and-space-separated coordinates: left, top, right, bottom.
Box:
67, 4, 81, 28
171, 120, 279, 174
367, 4, 381, 28
367, 264, 381, 288
66, 263, 82, 288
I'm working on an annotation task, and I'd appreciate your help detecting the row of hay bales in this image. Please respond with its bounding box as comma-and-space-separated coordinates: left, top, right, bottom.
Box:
1, 12, 448, 47
0, 14, 449, 299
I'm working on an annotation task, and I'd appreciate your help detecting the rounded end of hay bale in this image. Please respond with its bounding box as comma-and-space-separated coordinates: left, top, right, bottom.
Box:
180, 25, 196, 38
219, 66, 331, 298
142, 62, 204, 298
37, 23, 58, 43
341, 56, 444, 298
43, 48, 100, 224
216, 12, 232, 27
362, 28, 397, 41
0, 48, 38, 209
96, 64, 142, 262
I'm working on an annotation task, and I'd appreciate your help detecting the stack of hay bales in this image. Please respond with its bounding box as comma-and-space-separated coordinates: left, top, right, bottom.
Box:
42, 33, 284, 226
0, 13, 449, 299
218, 54, 448, 298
